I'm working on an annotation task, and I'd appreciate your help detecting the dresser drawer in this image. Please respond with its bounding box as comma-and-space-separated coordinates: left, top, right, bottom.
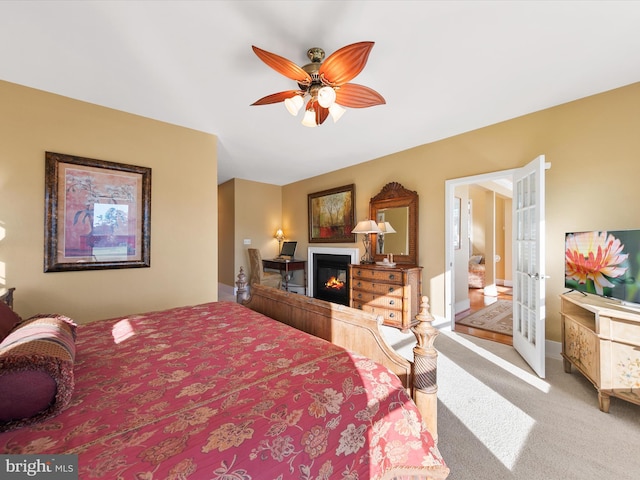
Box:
351, 290, 403, 308
352, 301, 402, 324
350, 267, 404, 285
351, 280, 403, 297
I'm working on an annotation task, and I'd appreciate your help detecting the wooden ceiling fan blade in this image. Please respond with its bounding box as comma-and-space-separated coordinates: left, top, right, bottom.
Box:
252, 46, 311, 84
316, 105, 329, 125
335, 83, 386, 108
319, 41, 374, 85
251, 90, 302, 106
304, 100, 329, 126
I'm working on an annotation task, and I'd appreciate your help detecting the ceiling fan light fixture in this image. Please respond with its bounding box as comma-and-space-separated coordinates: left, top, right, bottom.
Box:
251, 42, 384, 127
317, 86, 336, 108
284, 95, 303, 116
329, 103, 346, 123
301, 109, 317, 127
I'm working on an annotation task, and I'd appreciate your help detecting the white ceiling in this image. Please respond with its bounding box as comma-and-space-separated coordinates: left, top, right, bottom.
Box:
2, 1, 639, 186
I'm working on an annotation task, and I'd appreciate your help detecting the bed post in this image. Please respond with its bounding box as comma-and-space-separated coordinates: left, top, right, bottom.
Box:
412, 296, 440, 443
235, 267, 249, 303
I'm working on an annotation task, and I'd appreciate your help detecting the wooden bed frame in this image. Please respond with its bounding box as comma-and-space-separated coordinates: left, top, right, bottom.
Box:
235, 267, 442, 442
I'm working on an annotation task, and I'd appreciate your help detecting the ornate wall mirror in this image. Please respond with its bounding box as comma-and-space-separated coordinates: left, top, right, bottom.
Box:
370, 182, 419, 265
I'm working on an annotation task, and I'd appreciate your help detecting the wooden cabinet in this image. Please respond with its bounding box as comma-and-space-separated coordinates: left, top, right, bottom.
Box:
560, 292, 640, 412
349, 264, 422, 332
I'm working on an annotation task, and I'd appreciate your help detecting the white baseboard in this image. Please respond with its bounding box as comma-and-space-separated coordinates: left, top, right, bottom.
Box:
218, 283, 236, 300
455, 298, 471, 314
546, 339, 562, 360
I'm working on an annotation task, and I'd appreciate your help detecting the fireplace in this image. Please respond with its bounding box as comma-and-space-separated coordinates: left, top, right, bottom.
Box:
313, 254, 350, 305
307, 247, 359, 304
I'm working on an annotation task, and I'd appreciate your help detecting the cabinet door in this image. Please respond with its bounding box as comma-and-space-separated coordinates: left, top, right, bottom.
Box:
609, 342, 640, 391
564, 318, 599, 383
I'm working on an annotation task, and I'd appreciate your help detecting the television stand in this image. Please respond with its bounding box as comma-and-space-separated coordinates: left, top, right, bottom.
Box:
563, 289, 586, 296
560, 292, 640, 412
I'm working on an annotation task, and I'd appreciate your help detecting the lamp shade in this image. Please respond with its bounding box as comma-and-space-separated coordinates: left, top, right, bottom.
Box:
377, 221, 396, 234
352, 220, 382, 234
301, 109, 317, 127
284, 95, 303, 116
274, 229, 285, 241
329, 104, 346, 123
317, 86, 337, 108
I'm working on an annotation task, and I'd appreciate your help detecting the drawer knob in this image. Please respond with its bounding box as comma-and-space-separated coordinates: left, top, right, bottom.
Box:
388, 287, 394, 293
357, 282, 362, 287
357, 293, 362, 299
389, 300, 395, 305
389, 274, 395, 280
389, 312, 395, 318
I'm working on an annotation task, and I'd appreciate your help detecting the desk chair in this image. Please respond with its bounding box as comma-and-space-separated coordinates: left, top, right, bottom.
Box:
247, 248, 282, 290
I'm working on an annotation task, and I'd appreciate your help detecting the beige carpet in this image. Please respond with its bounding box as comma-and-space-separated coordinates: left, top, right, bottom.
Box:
457, 300, 513, 335
380, 324, 640, 480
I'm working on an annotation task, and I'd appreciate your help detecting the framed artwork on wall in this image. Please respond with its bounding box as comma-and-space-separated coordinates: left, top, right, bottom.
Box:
308, 184, 356, 243
44, 151, 151, 272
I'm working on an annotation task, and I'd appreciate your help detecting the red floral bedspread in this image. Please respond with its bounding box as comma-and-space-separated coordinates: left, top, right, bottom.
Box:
1, 302, 448, 479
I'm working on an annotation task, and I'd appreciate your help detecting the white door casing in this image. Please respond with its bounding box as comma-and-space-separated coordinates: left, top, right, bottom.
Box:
444, 155, 548, 378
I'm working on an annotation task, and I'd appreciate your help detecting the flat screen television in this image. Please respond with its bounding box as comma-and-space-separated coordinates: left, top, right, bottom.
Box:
565, 229, 640, 305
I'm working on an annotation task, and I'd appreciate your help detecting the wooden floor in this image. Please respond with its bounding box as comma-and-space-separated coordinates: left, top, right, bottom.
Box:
454, 287, 513, 346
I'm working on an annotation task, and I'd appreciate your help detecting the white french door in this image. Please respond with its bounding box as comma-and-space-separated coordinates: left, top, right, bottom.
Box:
512, 155, 547, 378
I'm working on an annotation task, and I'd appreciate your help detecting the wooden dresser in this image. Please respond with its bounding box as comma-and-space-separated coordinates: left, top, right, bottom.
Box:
560, 292, 640, 412
349, 264, 422, 332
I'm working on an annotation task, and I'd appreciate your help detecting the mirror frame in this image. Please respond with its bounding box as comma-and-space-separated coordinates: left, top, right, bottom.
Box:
370, 182, 419, 265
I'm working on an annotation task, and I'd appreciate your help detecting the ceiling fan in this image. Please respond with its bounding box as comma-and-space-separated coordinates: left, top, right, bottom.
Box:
251, 41, 385, 127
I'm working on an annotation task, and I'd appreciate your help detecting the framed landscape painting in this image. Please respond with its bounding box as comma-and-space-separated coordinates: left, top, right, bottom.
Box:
308, 184, 356, 243
44, 152, 151, 272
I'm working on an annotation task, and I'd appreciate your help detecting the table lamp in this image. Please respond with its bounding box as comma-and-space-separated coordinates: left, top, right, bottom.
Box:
274, 228, 285, 256
352, 220, 382, 264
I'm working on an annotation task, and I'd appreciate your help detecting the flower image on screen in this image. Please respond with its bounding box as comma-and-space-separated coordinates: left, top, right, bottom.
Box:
565, 229, 640, 303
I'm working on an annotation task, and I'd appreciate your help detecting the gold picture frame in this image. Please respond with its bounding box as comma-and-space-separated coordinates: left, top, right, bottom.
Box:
44, 152, 151, 272
308, 184, 356, 243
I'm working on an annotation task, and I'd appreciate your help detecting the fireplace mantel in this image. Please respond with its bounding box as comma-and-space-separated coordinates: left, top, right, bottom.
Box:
307, 247, 359, 297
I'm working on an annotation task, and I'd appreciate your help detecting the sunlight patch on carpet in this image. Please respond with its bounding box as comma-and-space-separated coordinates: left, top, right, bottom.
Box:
442, 329, 550, 393
439, 351, 536, 470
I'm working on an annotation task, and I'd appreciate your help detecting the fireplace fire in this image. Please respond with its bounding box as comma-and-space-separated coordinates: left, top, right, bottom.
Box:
313, 253, 350, 306
324, 276, 345, 290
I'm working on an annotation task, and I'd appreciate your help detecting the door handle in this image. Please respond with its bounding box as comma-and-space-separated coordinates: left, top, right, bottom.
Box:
527, 273, 550, 280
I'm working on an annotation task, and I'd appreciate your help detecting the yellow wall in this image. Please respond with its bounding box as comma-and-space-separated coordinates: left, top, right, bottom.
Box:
0, 80, 218, 323
469, 185, 488, 256
218, 179, 282, 286
218, 180, 235, 286
281, 82, 640, 342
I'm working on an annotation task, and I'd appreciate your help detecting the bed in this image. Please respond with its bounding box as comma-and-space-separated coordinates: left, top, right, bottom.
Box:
0, 279, 449, 479
468, 255, 486, 289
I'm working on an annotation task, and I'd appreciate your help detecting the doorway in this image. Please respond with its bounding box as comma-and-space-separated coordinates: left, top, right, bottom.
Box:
445, 169, 515, 345
445, 156, 548, 378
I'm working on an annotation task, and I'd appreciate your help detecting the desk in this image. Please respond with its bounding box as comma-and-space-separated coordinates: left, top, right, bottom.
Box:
262, 258, 307, 293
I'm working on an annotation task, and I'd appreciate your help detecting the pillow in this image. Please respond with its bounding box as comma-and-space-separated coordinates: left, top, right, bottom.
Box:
0, 300, 21, 341
0, 314, 77, 432
469, 255, 484, 265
